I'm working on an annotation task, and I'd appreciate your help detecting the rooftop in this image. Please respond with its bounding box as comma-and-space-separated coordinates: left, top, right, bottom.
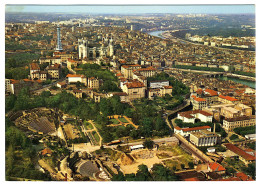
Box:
208, 162, 226, 172
219, 94, 238, 101
66, 74, 85, 78
224, 143, 256, 161
30, 62, 40, 70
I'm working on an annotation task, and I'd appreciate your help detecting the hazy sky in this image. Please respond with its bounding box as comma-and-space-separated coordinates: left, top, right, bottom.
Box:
5, 5, 255, 14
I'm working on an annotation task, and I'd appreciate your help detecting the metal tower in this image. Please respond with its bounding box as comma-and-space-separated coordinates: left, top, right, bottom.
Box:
56, 24, 63, 52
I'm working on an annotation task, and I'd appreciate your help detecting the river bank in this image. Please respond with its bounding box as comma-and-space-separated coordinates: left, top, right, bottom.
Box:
148, 30, 256, 89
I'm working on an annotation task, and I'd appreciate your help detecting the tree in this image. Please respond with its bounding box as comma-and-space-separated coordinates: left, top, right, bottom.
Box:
242, 163, 256, 180
154, 115, 167, 131
111, 172, 126, 181
99, 81, 121, 92
188, 162, 194, 169
151, 164, 178, 181
139, 117, 153, 137
230, 134, 239, 140
135, 164, 152, 181
5, 94, 16, 112
143, 139, 154, 150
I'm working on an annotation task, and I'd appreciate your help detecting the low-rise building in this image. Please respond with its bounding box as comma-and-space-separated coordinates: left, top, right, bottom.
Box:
207, 162, 226, 175
148, 85, 172, 99
57, 81, 67, 88
122, 79, 145, 101
149, 80, 169, 89
177, 110, 213, 123
72, 89, 83, 98
66, 74, 87, 85
108, 92, 130, 103
190, 130, 219, 147
46, 64, 61, 79
121, 64, 141, 79
223, 115, 255, 132
218, 94, 238, 104
174, 125, 212, 137
88, 77, 100, 89
134, 66, 157, 77
191, 95, 207, 110
224, 143, 256, 165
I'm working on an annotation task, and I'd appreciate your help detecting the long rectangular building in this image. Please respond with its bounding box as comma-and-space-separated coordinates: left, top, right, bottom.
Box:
223, 115, 255, 132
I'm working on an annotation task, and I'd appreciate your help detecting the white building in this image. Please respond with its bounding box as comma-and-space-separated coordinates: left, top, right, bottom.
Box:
130, 144, 144, 151
177, 110, 213, 123
66, 74, 87, 85
150, 80, 169, 89
174, 125, 212, 137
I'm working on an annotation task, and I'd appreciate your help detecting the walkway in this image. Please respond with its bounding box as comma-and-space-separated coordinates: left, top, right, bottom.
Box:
165, 100, 191, 131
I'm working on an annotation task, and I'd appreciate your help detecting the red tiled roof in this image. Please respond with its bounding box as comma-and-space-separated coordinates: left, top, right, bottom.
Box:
47, 64, 60, 70
196, 89, 203, 94
30, 62, 40, 70
137, 66, 156, 71
57, 81, 66, 86
125, 80, 145, 89
116, 73, 123, 77
182, 126, 211, 132
68, 58, 78, 63
174, 126, 182, 130
236, 172, 254, 181
219, 95, 238, 101
184, 177, 199, 181
208, 162, 226, 172
66, 74, 85, 78
224, 143, 256, 161
164, 86, 172, 89
113, 92, 128, 96
179, 110, 212, 118
194, 97, 206, 102
204, 89, 218, 96
41, 148, 52, 156
215, 177, 241, 181
10, 79, 19, 84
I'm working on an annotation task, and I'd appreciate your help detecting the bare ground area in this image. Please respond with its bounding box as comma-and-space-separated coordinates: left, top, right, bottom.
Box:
119, 149, 161, 174
63, 124, 80, 139
118, 146, 193, 174
38, 159, 65, 180
70, 143, 100, 153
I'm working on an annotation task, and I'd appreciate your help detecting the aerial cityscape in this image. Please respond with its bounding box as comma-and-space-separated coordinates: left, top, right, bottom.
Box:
5, 4, 256, 181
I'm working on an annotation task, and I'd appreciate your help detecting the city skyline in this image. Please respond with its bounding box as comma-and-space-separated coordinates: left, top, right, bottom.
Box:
5, 4, 255, 14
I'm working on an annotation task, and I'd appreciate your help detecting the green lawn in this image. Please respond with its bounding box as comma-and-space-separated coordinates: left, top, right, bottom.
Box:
110, 118, 120, 124
84, 121, 94, 130
118, 117, 128, 123
92, 131, 100, 142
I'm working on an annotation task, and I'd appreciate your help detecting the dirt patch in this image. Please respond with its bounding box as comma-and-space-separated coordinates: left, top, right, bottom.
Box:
63, 124, 80, 139
132, 150, 154, 159
156, 151, 173, 159
117, 153, 135, 165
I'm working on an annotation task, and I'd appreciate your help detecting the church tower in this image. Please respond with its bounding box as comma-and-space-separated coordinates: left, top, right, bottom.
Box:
109, 37, 114, 57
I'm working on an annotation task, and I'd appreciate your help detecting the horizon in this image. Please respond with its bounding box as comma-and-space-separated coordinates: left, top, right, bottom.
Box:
5, 5, 255, 14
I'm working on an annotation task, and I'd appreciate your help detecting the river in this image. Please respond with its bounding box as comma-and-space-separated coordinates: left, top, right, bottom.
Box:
218, 76, 255, 89
148, 30, 256, 89
148, 30, 164, 38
